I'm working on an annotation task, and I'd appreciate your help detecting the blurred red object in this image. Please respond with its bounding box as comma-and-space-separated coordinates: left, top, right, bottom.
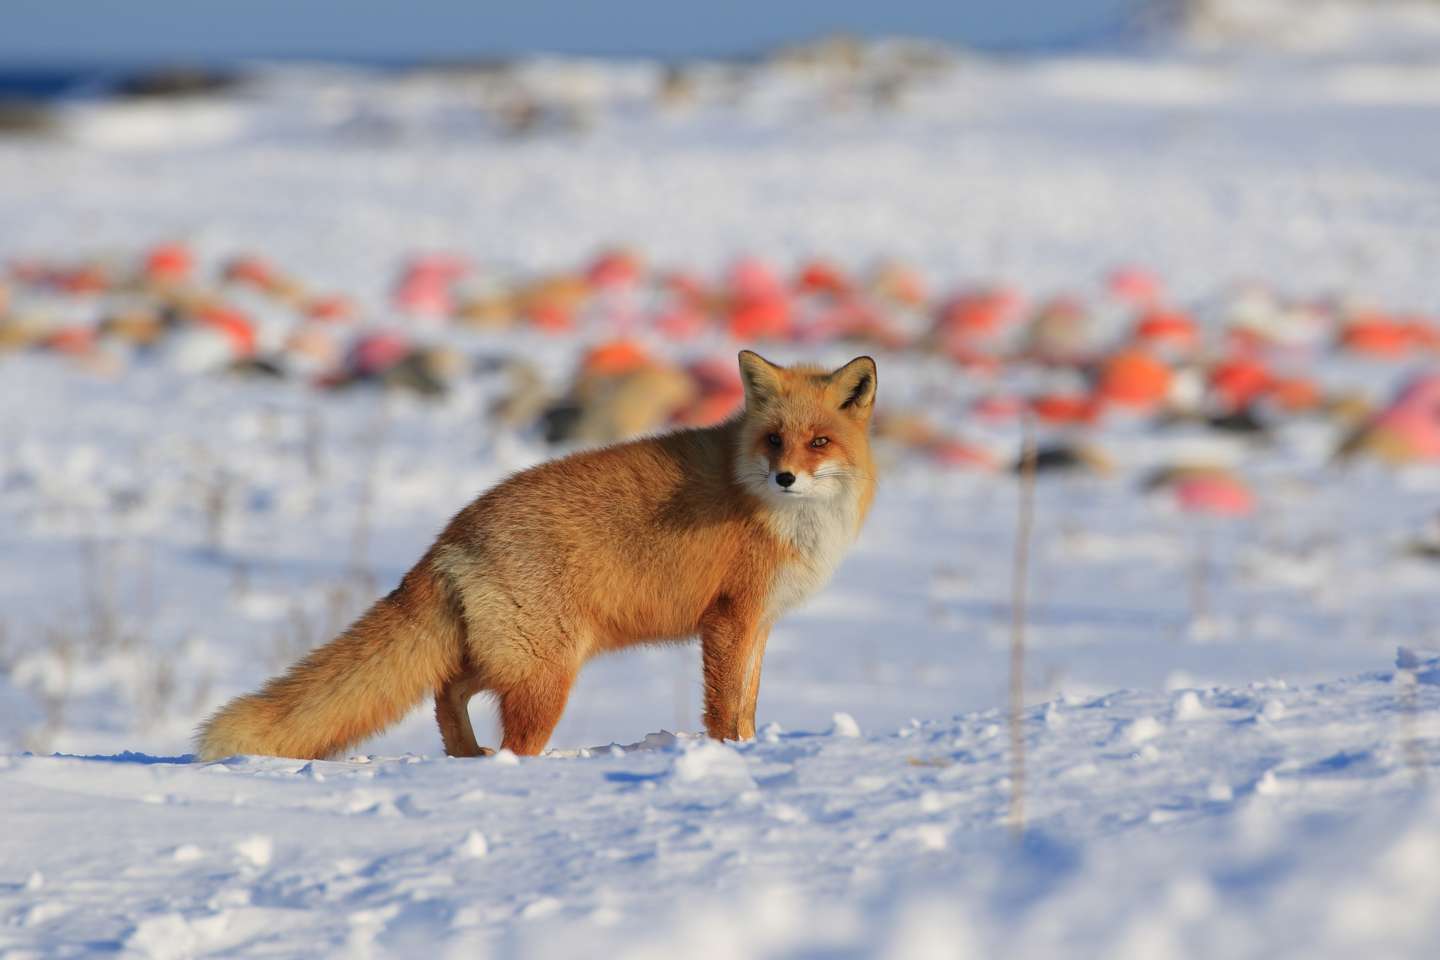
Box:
795, 260, 852, 297
305, 295, 356, 323
587, 249, 643, 290
728, 295, 791, 341
676, 356, 744, 426
526, 299, 574, 332
1174, 474, 1254, 517
728, 257, 785, 303
1340, 312, 1415, 357
223, 255, 277, 290
53, 265, 109, 295
936, 288, 1020, 340
972, 395, 1024, 422
1133, 309, 1198, 350
1097, 349, 1173, 411
583, 339, 651, 376
195, 304, 256, 357
654, 304, 708, 341
930, 439, 998, 469
1269, 376, 1321, 413
1031, 392, 1103, 425
662, 270, 710, 306
394, 278, 453, 316
145, 243, 193, 283
349, 331, 410, 376
1107, 266, 1162, 306
1208, 356, 1272, 412
42, 326, 96, 355
869, 261, 927, 307
394, 254, 468, 317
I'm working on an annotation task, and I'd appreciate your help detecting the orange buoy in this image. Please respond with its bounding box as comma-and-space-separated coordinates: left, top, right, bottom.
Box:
394, 277, 453, 317
1403, 317, 1440, 352
936, 288, 1020, 340
1107, 265, 1162, 306
349, 331, 411, 376
930, 439, 998, 469
1269, 376, 1321, 413
972, 394, 1024, 422
526, 299, 574, 333
1031, 392, 1103, 426
195, 304, 256, 358
1208, 356, 1272, 412
1340, 312, 1414, 357
222, 255, 278, 291
1133, 309, 1198, 350
145, 243, 193, 284
662, 270, 710, 306
1173, 473, 1255, 517
728, 257, 785, 303
654, 304, 708, 341
582, 340, 651, 377
1097, 349, 1173, 411
728, 295, 791, 341
42, 326, 97, 355
795, 259, 852, 297
587, 249, 643, 290
305, 295, 355, 322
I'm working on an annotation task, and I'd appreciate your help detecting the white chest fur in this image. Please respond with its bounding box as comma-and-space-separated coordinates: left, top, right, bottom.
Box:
762, 492, 861, 622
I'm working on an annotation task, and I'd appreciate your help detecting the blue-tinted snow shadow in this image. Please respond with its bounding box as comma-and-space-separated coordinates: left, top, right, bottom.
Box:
603, 769, 667, 784
40, 751, 196, 765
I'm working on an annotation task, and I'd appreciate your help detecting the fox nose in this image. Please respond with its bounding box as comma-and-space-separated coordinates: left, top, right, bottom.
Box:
775, 471, 796, 488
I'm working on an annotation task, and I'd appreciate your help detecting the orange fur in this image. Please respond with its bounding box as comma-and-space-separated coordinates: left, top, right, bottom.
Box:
194, 351, 877, 760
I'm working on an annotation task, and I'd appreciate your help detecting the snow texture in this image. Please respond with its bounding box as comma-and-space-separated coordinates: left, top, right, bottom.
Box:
5, 14, 1440, 956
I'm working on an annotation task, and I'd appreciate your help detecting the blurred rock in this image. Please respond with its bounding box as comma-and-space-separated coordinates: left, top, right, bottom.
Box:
113, 67, 240, 99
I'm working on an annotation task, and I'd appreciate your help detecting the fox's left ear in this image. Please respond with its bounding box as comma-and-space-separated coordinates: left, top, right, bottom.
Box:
829, 356, 877, 418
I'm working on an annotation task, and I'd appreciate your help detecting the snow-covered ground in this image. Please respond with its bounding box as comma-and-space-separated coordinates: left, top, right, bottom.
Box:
4, 660, 1439, 957
4, 20, 1440, 956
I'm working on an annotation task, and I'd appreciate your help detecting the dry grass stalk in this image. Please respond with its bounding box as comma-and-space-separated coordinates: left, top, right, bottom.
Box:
1008, 414, 1038, 838
350, 400, 390, 595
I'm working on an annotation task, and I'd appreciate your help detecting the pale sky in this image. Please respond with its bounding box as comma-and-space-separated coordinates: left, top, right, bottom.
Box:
0, 0, 1131, 64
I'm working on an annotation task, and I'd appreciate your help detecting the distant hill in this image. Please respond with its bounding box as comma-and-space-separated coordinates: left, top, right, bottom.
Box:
1127, 0, 1440, 55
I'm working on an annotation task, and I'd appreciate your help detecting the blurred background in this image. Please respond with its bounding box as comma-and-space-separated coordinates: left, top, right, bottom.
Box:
2, 0, 1440, 758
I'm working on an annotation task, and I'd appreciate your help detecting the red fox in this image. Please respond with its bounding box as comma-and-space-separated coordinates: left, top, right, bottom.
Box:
195, 351, 877, 760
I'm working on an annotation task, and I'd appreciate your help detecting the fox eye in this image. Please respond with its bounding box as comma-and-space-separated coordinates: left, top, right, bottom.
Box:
766, 433, 782, 447
810, 437, 829, 448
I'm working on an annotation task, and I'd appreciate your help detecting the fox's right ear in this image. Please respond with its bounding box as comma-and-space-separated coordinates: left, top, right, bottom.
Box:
738, 350, 782, 406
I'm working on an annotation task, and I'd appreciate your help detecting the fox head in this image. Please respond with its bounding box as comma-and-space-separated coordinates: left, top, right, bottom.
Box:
733, 350, 876, 502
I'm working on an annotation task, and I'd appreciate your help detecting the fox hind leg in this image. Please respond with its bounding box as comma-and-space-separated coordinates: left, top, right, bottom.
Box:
436, 669, 492, 758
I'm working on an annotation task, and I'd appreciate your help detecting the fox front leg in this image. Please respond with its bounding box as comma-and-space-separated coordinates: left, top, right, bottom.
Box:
699, 598, 764, 742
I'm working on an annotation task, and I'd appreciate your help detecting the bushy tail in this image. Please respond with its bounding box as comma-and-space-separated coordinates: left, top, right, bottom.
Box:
195, 559, 465, 761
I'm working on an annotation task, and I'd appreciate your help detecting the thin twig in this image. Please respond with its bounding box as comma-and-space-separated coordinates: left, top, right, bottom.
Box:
350, 399, 390, 595
303, 404, 324, 483
1009, 414, 1038, 838
1397, 654, 1427, 788
1190, 521, 1210, 627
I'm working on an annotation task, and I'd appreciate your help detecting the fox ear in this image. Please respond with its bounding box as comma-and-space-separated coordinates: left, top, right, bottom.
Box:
738, 350, 783, 406
830, 355, 877, 417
